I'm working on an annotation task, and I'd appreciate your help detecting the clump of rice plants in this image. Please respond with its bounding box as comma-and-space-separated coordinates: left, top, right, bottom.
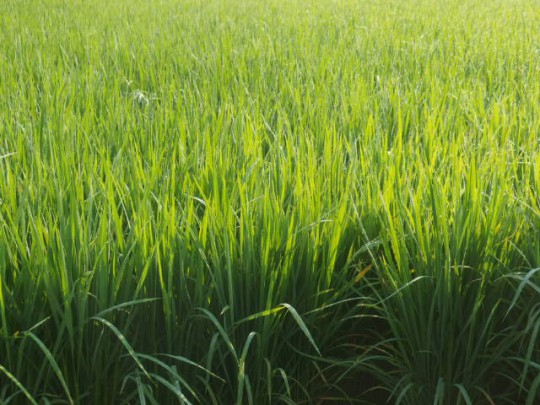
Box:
0, 0, 539, 403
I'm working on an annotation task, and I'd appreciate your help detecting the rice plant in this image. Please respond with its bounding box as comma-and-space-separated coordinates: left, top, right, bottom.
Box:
0, 0, 539, 403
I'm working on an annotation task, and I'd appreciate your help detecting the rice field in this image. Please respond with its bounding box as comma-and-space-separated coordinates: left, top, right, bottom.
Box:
1, 0, 539, 403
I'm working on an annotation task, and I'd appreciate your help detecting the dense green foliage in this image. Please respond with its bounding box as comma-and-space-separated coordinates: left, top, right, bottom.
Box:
1, 0, 539, 403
